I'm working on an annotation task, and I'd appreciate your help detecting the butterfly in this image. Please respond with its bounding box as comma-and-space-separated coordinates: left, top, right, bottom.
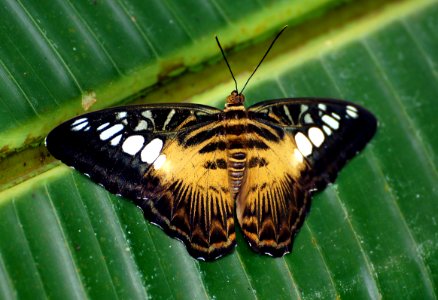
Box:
46, 29, 377, 261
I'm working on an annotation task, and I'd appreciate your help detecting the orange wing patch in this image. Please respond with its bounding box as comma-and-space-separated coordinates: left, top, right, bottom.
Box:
140, 132, 235, 260
236, 130, 310, 256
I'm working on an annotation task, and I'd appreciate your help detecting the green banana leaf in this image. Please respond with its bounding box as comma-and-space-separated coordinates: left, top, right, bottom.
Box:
1, 0, 437, 299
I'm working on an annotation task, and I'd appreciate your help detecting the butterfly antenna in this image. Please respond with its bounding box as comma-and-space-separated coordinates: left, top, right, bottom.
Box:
216, 36, 238, 93
240, 26, 287, 95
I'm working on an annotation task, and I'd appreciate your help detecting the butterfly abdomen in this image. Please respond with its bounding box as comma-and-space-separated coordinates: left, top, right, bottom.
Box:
223, 105, 287, 197
228, 147, 247, 196
223, 106, 248, 196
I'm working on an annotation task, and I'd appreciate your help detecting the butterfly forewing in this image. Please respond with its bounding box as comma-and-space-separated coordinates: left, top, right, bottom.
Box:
249, 98, 378, 191
46, 104, 236, 260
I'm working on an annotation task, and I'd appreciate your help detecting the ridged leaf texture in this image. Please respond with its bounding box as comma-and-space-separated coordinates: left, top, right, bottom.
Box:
0, 0, 437, 299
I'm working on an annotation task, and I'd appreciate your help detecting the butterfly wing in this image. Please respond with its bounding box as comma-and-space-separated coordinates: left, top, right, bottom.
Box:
46, 104, 235, 260
236, 98, 377, 256
236, 122, 310, 256
249, 98, 378, 190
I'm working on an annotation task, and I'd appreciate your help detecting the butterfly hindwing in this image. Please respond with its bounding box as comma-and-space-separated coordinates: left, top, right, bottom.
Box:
46, 104, 235, 260
234, 98, 377, 256
235, 119, 310, 256
143, 124, 235, 260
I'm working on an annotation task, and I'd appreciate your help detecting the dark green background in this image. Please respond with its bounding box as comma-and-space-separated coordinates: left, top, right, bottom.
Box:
0, 0, 437, 299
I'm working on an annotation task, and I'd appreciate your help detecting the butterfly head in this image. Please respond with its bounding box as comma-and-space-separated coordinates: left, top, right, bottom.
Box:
226, 90, 245, 107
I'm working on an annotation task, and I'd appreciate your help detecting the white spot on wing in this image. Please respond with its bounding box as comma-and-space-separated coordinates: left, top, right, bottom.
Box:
293, 148, 304, 163
134, 120, 148, 131
111, 134, 122, 146
347, 105, 358, 112
153, 154, 167, 170
71, 118, 87, 126
347, 110, 357, 119
283, 105, 293, 124
142, 110, 152, 118
322, 125, 332, 136
346, 105, 358, 118
141, 138, 163, 163
347, 110, 358, 118
142, 110, 155, 129
331, 112, 341, 120
116, 111, 127, 119
122, 135, 145, 155
322, 114, 339, 129
100, 124, 124, 140
71, 121, 89, 131
308, 127, 325, 147
318, 103, 326, 110
97, 122, 110, 131
304, 114, 313, 124
162, 109, 175, 130
295, 132, 313, 156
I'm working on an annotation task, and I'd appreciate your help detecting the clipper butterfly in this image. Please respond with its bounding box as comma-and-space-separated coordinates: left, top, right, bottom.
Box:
46, 29, 377, 260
